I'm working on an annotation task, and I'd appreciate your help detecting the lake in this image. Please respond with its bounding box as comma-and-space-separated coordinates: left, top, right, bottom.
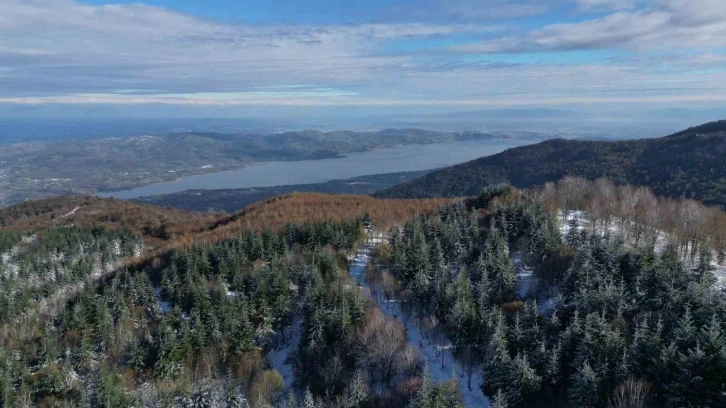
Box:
101, 138, 535, 199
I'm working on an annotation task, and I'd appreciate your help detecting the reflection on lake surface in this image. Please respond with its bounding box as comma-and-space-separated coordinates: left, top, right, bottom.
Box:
101, 138, 535, 199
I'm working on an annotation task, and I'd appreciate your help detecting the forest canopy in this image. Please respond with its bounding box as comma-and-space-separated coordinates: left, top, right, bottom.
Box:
0, 178, 725, 407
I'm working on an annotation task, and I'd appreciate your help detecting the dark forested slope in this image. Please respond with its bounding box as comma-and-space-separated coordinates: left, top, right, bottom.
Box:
376, 121, 726, 205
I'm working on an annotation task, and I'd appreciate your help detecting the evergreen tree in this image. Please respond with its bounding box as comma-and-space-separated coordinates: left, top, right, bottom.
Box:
508, 352, 542, 404
566, 217, 580, 247
409, 365, 435, 408
345, 371, 368, 408
302, 388, 316, 408
433, 379, 464, 408
568, 361, 600, 408
490, 389, 509, 408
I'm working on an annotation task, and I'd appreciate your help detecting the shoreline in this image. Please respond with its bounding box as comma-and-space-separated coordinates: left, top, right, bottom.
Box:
94, 137, 529, 199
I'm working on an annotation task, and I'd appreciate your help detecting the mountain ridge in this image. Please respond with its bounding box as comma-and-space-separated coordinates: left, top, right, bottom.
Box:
375, 120, 726, 206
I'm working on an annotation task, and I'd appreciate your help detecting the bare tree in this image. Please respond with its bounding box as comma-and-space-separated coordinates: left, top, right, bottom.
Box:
617, 185, 639, 239
680, 199, 710, 262
632, 187, 657, 246
609, 378, 651, 408
559, 176, 590, 226
355, 309, 406, 385
460, 344, 477, 391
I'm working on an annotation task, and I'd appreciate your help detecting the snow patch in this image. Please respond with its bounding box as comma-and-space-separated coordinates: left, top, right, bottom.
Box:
513, 252, 533, 298
268, 314, 302, 391
349, 241, 490, 407
154, 286, 172, 314
558, 210, 726, 290
62, 206, 80, 218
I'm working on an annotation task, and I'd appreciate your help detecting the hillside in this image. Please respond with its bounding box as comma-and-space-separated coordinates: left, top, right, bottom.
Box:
0, 193, 451, 252
204, 192, 453, 237
0, 195, 214, 248
376, 120, 726, 206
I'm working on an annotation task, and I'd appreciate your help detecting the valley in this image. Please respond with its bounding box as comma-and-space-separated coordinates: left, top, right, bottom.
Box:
100, 137, 534, 200
0, 129, 539, 207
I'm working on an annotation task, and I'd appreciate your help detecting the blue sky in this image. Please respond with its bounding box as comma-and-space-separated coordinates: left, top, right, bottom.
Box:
1, 0, 726, 116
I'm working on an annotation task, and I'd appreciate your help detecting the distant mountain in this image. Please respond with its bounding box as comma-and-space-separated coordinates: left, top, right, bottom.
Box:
440, 108, 583, 120
645, 108, 726, 122
375, 120, 726, 206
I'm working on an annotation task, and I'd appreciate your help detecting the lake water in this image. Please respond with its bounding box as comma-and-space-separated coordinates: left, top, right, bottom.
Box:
101, 138, 534, 199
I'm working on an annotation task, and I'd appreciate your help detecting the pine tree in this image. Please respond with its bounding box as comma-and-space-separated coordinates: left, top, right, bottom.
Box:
484, 231, 517, 305
568, 361, 600, 408
279, 393, 295, 408
345, 371, 368, 408
409, 364, 435, 408
490, 389, 509, 408
482, 316, 513, 398
433, 379, 464, 408
509, 352, 541, 403
615, 348, 630, 381
696, 245, 715, 283
154, 326, 179, 379
430, 238, 444, 273
302, 388, 316, 408
673, 306, 697, 350
447, 267, 477, 346
566, 217, 580, 247
546, 343, 561, 385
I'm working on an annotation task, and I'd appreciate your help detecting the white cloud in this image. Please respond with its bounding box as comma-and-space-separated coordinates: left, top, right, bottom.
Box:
575, 0, 640, 10
0, 0, 725, 108
0, 0, 491, 96
451, 0, 726, 53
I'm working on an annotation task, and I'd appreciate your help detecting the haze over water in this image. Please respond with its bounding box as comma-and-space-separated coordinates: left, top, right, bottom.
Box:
102, 139, 533, 199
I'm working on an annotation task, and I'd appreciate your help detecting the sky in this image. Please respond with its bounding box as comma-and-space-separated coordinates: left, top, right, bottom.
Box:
1, 0, 726, 117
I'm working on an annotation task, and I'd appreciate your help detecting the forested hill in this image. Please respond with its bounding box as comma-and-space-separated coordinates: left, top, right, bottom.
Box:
375, 120, 726, 206
0, 193, 451, 252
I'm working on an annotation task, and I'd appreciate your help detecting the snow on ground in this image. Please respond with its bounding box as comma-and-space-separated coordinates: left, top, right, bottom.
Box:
221, 282, 237, 298
349, 244, 490, 408
712, 264, 726, 290
154, 286, 172, 314
62, 206, 80, 218
513, 252, 533, 298
558, 210, 726, 289
349, 248, 371, 284
0, 252, 19, 277
267, 314, 302, 391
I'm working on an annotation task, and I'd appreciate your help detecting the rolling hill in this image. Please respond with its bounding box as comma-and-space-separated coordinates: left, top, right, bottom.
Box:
0, 193, 451, 251
375, 120, 726, 206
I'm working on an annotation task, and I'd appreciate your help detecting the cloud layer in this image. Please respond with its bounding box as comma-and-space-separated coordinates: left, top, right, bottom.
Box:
1, 0, 725, 109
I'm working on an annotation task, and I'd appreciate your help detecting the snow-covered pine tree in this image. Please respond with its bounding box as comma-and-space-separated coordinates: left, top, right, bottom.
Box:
568, 361, 600, 408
